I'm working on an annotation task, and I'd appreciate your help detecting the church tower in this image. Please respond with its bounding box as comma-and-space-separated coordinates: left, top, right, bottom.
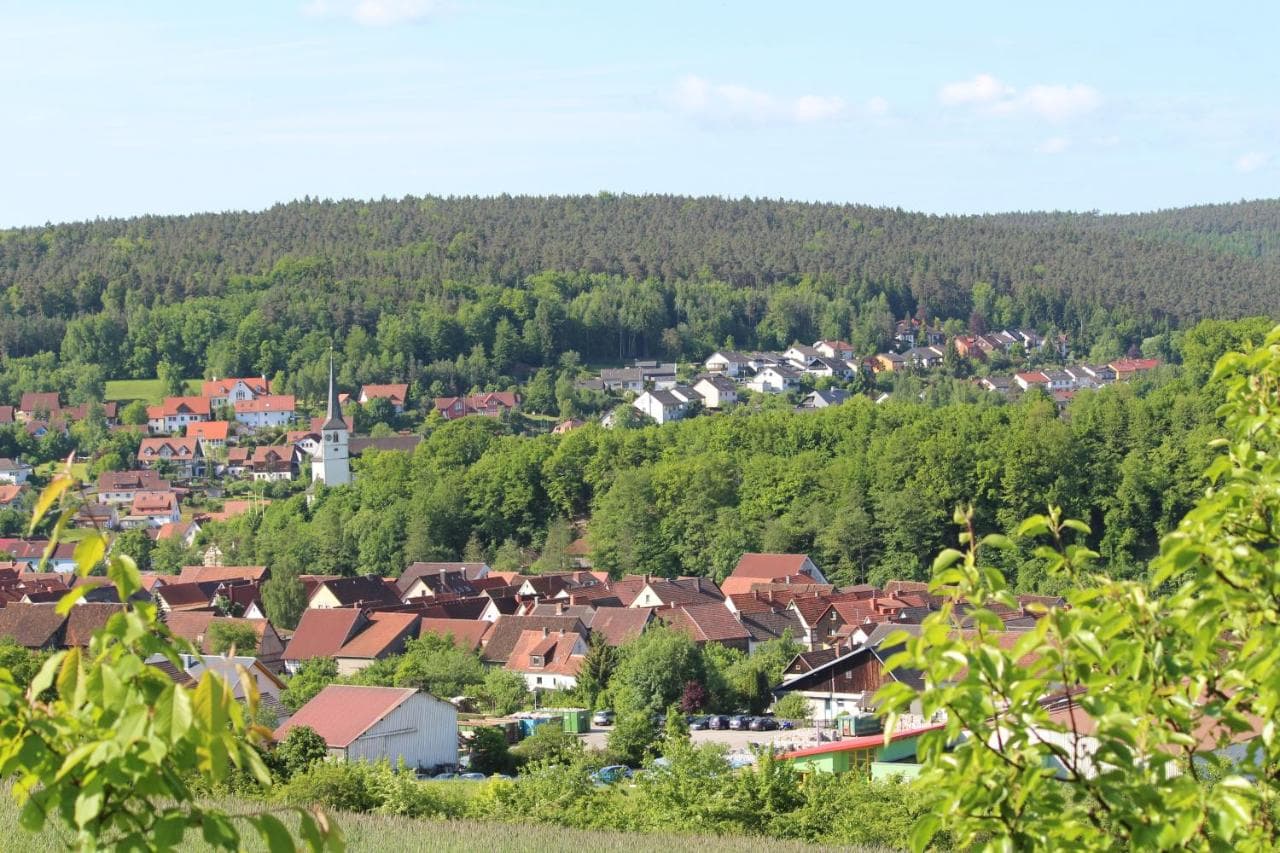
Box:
312, 353, 351, 487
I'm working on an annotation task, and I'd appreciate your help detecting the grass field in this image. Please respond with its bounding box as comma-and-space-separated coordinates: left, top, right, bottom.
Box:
104, 378, 202, 404
0, 794, 878, 852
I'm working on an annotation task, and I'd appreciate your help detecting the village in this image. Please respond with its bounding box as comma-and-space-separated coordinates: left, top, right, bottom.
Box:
0, 328, 1193, 789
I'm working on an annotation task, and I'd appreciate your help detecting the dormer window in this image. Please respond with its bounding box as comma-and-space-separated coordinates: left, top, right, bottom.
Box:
530, 654, 545, 668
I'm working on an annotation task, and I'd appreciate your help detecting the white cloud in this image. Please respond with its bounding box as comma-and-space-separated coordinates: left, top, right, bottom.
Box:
1022, 84, 1102, 122
939, 74, 1101, 123
1235, 151, 1270, 173
303, 0, 444, 26
673, 75, 847, 125
1036, 137, 1071, 155
938, 73, 1013, 106
866, 96, 890, 116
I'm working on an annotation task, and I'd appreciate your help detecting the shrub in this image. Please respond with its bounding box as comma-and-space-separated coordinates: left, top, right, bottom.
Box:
771, 693, 810, 722
510, 723, 583, 768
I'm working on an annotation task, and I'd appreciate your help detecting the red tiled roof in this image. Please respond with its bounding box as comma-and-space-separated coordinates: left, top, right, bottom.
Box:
137, 437, 201, 458
586, 607, 652, 646
178, 566, 268, 584
189, 421, 231, 441
337, 612, 419, 659
0, 484, 24, 505
156, 582, 215, 611
19, 392, 60, 414
283, 608, 365, 661
504, 629, 585, 676
63, 603, 124, 646
417, 618, 491, 651
723, 554, 816, 595
98, 470, 169, 492
359, 384, 409, 405
789, 596, 835, 626
311, 576, 401, 608
147, 396, 211, 419
202, 377, 272, 398
0, 603, 65, 648
664, 602, 752, 644
164, 613, 272, 654
274, 685, 417, 747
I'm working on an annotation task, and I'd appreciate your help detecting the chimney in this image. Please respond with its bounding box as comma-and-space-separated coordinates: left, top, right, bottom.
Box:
542, 627, 549, 638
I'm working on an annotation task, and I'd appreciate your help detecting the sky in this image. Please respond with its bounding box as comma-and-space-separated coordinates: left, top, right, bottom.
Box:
2, 1, 1278, 226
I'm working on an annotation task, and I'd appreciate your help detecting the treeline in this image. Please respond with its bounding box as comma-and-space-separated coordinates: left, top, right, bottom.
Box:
0, 195, 1277, 403
181, 318, 1269, 630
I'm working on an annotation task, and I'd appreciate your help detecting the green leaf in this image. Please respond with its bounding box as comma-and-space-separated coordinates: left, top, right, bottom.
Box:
73, 533, 106, 576
28, 650, 66, 700
910, 810, 941, 852
254, 813, 297, 853
28, 470, 74, 535
106, 552, 142, 601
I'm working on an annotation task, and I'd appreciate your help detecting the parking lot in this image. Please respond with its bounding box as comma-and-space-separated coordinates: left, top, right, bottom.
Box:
581, 724, 832, 756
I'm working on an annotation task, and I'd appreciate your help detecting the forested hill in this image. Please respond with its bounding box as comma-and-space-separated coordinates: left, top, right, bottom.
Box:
4, 195, 1279, 323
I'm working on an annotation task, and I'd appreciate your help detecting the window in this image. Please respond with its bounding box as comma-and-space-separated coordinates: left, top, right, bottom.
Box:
530, 654, 545, 668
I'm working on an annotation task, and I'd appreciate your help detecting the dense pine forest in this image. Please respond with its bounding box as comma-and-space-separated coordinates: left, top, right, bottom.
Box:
0, 195, 1277, 628
0, 195, 1278, 402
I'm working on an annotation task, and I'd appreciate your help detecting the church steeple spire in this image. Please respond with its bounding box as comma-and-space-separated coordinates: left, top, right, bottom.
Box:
321, 349, 346, 431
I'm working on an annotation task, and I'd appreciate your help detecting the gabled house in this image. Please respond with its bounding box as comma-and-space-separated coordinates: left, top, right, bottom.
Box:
396, 566, 478, 600
152, 520, 201, 548
783, 344, 821, 367
0, 603, 69, 649
307, 576, 401, 610
480, 615, 588, 665
136, 438, 205, 479
629, 576, 725, 609
0, 458, 33, 485
902, 346, 945, 370
234, 395, 296, 430
872, 352, 906, 373
722, 553, 828, 597
202, 377, 273, 408
97, 469, 170, 504
504, 627, 588, 691
813, 340, 855, 361
703, 351, 752, 378
1109, 358, 1160, 380
248, 445, 296, 481
121, 490, 181, 529
799, 389, 850, 410
552, 418, 586, 435
433, 392, 521, 421
633, 389, 690, 425
747, 363, 802, 394
333, 611, 421, 675
281, 608, 365, 673
17, 392, 60, 422
803, 357, 854, 379
788, 597, 846, 649
693, 375, 738, 409
275, 685, 457, 770
1014, 371, 1050, 391
358, 384, 410, 414
662, 602, 752, 652
146, 397, 212, 435
189, 420, 232, 451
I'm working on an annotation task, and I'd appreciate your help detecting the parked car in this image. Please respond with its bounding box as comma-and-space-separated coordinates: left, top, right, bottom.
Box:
459, 772, 488, 781
591, 765, 633, 785
592, 709, 616, 726
687, 715, 708, 730
728, 714, 751, 730
706, 714, 730, 730
432, 772, 457, 780
749, 716, 779, 731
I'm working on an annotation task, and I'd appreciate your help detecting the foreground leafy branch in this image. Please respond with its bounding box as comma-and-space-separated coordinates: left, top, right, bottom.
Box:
0, 461, 343, 851
877, 327, 1280, 850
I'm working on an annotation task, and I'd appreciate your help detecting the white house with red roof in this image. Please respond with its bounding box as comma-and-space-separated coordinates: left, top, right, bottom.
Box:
358, 383, 410, 414
146, 397, 211, 435
233, 395, 296, 429
274, 685, 457, 770
201, 377, 272, 408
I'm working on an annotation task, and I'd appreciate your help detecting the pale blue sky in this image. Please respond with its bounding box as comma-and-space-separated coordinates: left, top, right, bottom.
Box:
3, 1, 1277, 226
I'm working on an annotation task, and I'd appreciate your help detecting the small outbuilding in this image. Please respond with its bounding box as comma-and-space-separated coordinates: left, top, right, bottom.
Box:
275, 685, 458, 771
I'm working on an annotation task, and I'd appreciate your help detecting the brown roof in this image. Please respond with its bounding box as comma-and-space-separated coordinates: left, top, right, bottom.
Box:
722, 553, 818, 596
417, 618, 491, 651
177, 565, 268, 584
147, 396, 211, 419
789, 596, 836, 627
19, 392, 60, 414
0, 603, 66, 648
336, 612, 420, 660
137, 438, 202, 459
164, 612, 274, 654
642, 577, 725, 607
156, 582, 215, 611
0, 484, 24, 505
664, 602, 752, 644
481, 615, 587, 664
311, 575, 400, 608
586, 607, 652, 646
282, 608, 365, 661
63, 603, 124, 646
98, 469, 169, 492
395, 565, 477, 597
274, 685, 418, 747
